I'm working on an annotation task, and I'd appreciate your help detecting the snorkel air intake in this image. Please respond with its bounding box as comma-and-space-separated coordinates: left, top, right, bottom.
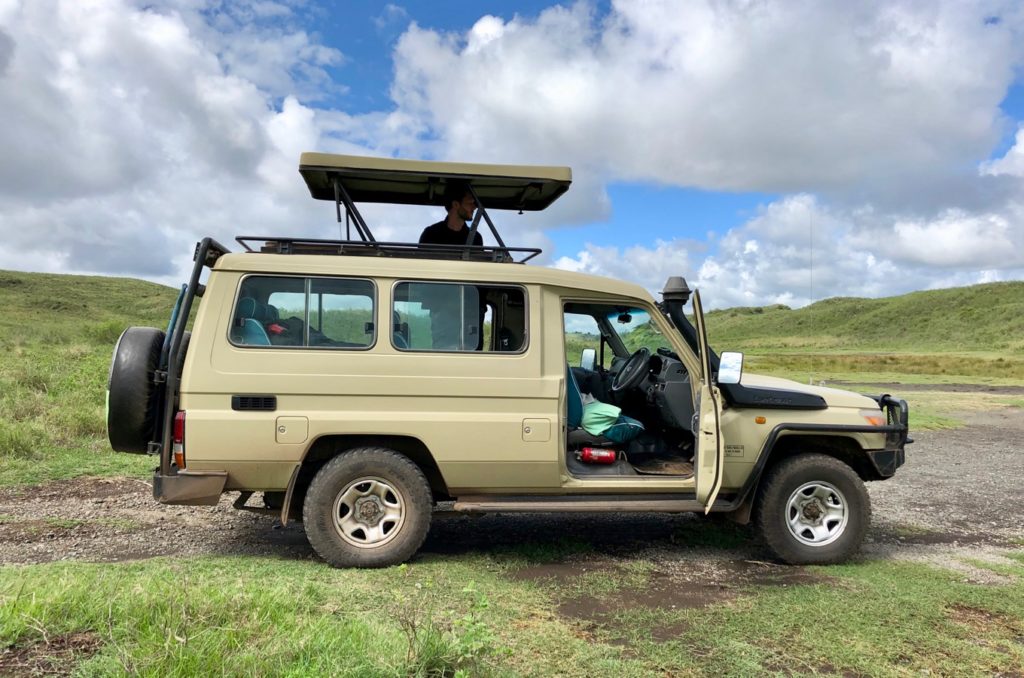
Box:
660, 277, 719, 371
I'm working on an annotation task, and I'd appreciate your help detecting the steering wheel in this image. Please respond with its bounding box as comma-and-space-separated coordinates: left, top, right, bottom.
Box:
611, 347, 651, 392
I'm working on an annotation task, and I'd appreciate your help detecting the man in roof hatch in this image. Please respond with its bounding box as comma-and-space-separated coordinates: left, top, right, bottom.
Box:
419, 181, 484, 247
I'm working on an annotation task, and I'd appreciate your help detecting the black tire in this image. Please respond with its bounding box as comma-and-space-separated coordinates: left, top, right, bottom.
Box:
754, 454, 870, 565
303, 447, 432, 568
107, 327, 165, 453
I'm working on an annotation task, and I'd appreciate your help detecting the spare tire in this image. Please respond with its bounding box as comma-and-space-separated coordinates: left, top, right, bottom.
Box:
107, 327, 165, 453
174, 331, 191, 390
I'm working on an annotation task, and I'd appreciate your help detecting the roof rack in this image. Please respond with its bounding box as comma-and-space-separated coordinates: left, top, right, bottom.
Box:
235, 236, 542, 264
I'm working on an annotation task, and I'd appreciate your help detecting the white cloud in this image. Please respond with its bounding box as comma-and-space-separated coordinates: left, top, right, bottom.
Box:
385, 1, 1024, 200
553, 238, 700, 295
887, 210, 1020, 268
374, 4, 409, 33
983, 125, 1024, 177
0, 0, 1022, 307
0, 0, 357, 276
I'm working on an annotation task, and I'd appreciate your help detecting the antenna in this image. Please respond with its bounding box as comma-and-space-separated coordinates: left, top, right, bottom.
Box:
808, 200, 814, 304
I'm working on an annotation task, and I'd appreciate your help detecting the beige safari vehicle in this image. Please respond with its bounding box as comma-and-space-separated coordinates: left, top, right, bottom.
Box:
107, 153, 909, 568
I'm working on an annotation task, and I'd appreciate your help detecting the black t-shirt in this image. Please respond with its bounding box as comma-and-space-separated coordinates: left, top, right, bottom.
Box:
418, 220, 483, 246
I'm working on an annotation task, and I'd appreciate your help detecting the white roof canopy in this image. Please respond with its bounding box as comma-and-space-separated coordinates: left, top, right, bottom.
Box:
299, 152, 572, 212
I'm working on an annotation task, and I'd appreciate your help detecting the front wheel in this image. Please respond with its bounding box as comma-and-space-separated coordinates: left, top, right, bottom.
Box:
754, 454, 870, 565
303, 447, 432, 568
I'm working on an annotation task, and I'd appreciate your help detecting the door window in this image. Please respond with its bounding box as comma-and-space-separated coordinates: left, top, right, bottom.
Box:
393, 282, 527, 352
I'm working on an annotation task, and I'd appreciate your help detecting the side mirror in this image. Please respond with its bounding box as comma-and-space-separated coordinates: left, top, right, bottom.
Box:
718, 351, 744, 385
580, 348, 597, 371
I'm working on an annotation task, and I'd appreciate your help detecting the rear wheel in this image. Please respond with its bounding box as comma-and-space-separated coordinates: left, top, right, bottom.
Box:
303, 447, 432, 568
755, 454, 870, 565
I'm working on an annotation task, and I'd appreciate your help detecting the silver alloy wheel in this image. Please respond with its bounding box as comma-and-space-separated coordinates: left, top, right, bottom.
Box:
332, 476, 406, 549
785, 480, 849, 547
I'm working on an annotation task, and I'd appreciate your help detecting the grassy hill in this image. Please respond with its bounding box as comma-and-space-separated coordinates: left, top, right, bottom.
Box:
567, 281, 1024, 381
0, 270, 178, 348
704, 281, 1024, 355
0, 271, 181, 485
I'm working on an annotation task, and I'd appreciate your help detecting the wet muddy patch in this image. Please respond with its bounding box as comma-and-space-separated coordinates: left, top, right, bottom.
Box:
0, 477, 149, 503
0, 632, 102, 677
511, 558, 833, 645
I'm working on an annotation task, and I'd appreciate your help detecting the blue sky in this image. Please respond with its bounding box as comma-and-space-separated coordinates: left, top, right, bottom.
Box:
0, 0, 1023, 308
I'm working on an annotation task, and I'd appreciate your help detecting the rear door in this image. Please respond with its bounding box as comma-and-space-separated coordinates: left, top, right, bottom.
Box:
692, 290, 725, 512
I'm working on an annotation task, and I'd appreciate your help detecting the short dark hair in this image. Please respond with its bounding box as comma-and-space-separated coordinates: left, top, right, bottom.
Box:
443, 181, 472, 209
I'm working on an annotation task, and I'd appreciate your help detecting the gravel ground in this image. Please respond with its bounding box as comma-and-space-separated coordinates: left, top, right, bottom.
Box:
1, 397, 1022, 578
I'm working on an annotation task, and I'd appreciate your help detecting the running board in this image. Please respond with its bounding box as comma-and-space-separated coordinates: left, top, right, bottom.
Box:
453, 494, 729, 513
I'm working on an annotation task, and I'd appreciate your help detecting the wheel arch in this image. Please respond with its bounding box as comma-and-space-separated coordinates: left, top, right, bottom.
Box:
723, 430, 881, 525
293, 434, 451, 508
764, 433, 879, 481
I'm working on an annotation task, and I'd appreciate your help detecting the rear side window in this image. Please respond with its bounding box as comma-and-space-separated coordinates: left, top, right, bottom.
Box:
393, 281, 527, 353
231, 276, 375, 349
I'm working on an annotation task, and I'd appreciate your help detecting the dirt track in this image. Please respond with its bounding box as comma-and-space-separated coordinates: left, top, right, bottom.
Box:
1, 399, 1022, 584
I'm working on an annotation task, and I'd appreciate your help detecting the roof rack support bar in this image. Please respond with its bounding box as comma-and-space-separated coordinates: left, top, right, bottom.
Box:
514, 182, 541, 213
466, 184, 510, 256
333, 178, 342, 225
333, 178, 377, 243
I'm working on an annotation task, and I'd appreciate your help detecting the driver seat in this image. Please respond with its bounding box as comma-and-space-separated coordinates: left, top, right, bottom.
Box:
566, 365, 644, 448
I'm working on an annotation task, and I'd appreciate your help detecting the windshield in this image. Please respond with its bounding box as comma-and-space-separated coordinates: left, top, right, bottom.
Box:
607, 308, 663, 353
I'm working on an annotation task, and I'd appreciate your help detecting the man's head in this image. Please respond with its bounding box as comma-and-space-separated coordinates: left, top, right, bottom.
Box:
443, 181, 477, 223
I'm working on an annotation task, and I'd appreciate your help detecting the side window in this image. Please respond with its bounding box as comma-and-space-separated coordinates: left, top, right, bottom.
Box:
393, 282, 526, 353
232, 276, 375, 349
564, 312, 613, 368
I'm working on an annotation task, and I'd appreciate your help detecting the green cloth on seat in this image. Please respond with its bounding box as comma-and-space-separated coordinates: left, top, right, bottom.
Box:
582, 401, 622, 436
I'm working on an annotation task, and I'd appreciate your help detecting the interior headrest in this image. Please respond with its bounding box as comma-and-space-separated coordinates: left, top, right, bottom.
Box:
237, 297, 257, 319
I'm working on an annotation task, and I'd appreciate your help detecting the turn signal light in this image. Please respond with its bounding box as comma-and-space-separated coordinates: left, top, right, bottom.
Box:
859, 409, 886, 427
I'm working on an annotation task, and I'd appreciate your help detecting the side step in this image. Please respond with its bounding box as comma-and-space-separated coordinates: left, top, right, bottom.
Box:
452, 494, 727, 514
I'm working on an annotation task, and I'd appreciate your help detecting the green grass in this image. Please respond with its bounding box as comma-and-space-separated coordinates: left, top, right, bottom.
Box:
0, 270, 179, 485
2, 553, 1022, 676
0, 341, 153, 486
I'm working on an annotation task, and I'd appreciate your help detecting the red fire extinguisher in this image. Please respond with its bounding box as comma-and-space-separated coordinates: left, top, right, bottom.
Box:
578, 447, 617, 464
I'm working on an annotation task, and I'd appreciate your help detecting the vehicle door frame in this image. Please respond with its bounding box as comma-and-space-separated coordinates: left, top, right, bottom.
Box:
692, 289, 725, 511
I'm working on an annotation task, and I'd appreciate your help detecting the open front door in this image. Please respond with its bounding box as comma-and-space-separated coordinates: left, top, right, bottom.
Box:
692, 290, 725, 513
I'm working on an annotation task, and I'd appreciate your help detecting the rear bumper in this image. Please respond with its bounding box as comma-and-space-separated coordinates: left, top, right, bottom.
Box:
153, 468, 227, 506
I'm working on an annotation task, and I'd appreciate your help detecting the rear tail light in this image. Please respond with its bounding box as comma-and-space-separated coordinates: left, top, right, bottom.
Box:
172, 411, 186, 468
579, 447, 617, 464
